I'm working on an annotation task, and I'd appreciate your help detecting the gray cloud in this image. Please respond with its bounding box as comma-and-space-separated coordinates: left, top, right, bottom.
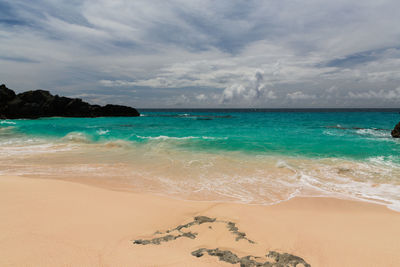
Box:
287, 91, 316, 100
348, 87, 400, 100
0, 55, 40, 63
1, 0, 400, 107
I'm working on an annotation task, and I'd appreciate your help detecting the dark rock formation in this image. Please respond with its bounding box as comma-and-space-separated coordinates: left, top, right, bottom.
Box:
133, 231, 197, 245
191, 248, 311, 267
132, 216, 256, 246
193, 248, 241, 264
225, 221, 255, 243
392, 122, 400, 138
133, 216, 216, 245
267, 251, 311, 267
132, 215, 311, 266
0, 84, 139, 119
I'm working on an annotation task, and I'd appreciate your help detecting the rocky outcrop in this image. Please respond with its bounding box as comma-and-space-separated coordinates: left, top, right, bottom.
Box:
0, 84, 139, 119
392, 122, 400, 138
132, 215, 311, 267
192, 248, 311, 267
133, 216, 255, 246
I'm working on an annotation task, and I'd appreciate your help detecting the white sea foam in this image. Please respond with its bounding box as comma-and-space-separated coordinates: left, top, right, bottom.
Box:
0, 120, 16, 125
202, 136, 228, 140
62, 132, 91, 143
356, 128, 390, 138
331, 179, 400, 211
322, 129, 345, 136
323, 127, 391, 139
291, 158, 400, 211
0, 138, 39, 146
135, 135, 227, 140
97, 129, 110, 135
276, 159, 289, 168
136, 135, 198, 140
1, 136, 399, 212
368, 156, 400, 168
0, 143, 73, 157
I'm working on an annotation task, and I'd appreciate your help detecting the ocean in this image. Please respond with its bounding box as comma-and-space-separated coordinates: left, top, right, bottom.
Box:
1, 109, 400, 210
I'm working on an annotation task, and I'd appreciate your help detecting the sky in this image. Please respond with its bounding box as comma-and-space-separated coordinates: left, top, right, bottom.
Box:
1, 0, 400, 108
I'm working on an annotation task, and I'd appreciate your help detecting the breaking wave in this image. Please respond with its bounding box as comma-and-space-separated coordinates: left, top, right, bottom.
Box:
0, 120, 16, 125
62, 132, 92, 143
133, 135, 228, 141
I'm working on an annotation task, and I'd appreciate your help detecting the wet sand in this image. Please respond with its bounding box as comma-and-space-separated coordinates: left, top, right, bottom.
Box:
1, 175, 400, 266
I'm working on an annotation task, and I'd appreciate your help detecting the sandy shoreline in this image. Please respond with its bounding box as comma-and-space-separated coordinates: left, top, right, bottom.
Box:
1, 175, 400, 266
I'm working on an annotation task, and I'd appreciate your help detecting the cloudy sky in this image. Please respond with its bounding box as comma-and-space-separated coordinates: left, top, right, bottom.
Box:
1, 0, 400, 108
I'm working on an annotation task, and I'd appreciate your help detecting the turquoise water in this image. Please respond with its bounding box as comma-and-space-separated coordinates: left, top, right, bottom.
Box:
1, 109, 400, 209
2, 109, 399, 160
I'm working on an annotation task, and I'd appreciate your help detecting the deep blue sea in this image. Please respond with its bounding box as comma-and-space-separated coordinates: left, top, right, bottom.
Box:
1, 109, 400, 210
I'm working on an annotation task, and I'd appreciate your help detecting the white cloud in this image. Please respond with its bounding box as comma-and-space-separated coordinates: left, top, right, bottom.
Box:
196, 94, 207, 101
99, 80, 136, 87
326, 86, 338, 93
220, 71, 277, 104
287, 91, 316, 100
1, 0, 400, 107
348, 87, 400, 99
172, 94, 190, 106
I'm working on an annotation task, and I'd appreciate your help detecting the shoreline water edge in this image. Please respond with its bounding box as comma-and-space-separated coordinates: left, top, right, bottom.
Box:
1, 109, 399, 212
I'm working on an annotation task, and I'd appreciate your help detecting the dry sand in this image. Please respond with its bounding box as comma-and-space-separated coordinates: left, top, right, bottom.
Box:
1, 175, 400, 267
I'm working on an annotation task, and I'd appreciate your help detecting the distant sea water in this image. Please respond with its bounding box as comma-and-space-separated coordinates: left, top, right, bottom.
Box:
1, 109, 400, 210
